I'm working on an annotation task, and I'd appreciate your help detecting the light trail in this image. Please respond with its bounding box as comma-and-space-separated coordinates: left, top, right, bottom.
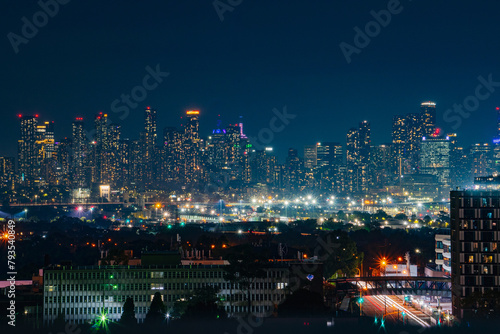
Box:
371, 295, 431, 328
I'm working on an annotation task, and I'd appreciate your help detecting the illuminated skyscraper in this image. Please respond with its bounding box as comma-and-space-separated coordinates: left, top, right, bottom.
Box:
17, 114, 38, 185
346, 121, 371, 193
163, 126, 183, 183
470, 143, 493, 178
93, 112, 110, 184
421, 101, 436, 137
0, 157, 15, 189
143, 107, 157, 189
405, 112, 423, 172
303, 145, 317, 169
420, 135, 450, 185
183, 110, 200, 183
392, 115, 406, 178
72, 117, 86, 187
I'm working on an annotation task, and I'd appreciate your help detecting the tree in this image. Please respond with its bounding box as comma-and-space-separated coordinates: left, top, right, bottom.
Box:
120, 297, 137, 326
145, 292, 166, 325
319, 231, 363, 278
224, 248, 267, 313
182, 286, 227, 320
100, 248, 130, 265
278, 289, 328, 316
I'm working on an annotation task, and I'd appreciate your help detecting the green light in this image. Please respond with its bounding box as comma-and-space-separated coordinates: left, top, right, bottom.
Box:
109, 275, 114, 279
374, 317, 378, 324
167, 225, 172, 229
94, 309, 110, 330
358, 297, 364, 304
113, 285, 118, 289
180, 222, 185, 226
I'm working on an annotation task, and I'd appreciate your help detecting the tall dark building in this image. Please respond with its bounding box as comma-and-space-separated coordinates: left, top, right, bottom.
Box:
470, 143, 493, 180
421, 101, 437, 137
346, 121, 371, 193
92, 112, 110, 185
163, 126, 183, 183
17, 114, 38, 185
420, 135, 451, 186
0, 157, 15, 189
450, 190, 500, 319
183, 110, 200, 183
303, 145, 317, 169
143, 107, 157, 189
392, 115, 406, 179
72, 117, 86, 187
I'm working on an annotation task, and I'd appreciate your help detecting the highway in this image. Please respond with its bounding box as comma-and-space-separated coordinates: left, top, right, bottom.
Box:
362, 295, 431, 328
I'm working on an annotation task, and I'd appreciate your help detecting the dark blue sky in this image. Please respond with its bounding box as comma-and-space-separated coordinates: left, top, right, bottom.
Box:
2, 0, 500, 161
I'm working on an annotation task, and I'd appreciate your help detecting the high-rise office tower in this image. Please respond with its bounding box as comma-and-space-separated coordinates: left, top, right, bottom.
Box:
317, 142, 343, 168
93, 112, 110, 184
420, 135, 450, 185
143, 107, 157, 189
470, 143, 493, 179
304, 145, 317, 169
346, 121, 371, 193
405, 113, 423, 173
496, 107, 500, 138
284, 148, 302, 192
392, 115, 406, 178
448, 133, 470, 188
72, 117, 86, 188
370, 144, 392, 189
108, 123, 121, 188
450, 190, 500, 320
36, 121, 55, 160
128, 140, 143, 190
358, 121, 371, 165
183, 110, 200, 183
0, 157, 15, 189
55, 138, 71, 186
421, 101, 437, 137
163, 126, 183, 183
17, 114, 38, 185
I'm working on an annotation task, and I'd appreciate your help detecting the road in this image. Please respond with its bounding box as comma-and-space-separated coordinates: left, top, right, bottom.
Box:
362, 295, 431, 328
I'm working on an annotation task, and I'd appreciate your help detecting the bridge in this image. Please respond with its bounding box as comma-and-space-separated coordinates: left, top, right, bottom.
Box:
328, 276, 451, 297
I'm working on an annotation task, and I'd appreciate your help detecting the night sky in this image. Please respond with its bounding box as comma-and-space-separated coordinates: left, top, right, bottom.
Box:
2, 0, 500, 161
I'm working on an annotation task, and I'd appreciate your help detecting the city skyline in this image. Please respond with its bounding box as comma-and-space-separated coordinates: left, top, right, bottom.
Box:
3, 1, 500, 160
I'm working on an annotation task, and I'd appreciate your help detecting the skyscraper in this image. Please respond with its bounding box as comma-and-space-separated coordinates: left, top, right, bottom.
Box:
183, 110, 200, 183
17, 114, 38, 185
72, 117, 86, 188
346, 121, 371, 193
93, 112, 109, 184
421, 101, 437, 137
420, 135, 450, 186
143, 107, 157, 189
303, 145, 317, 169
